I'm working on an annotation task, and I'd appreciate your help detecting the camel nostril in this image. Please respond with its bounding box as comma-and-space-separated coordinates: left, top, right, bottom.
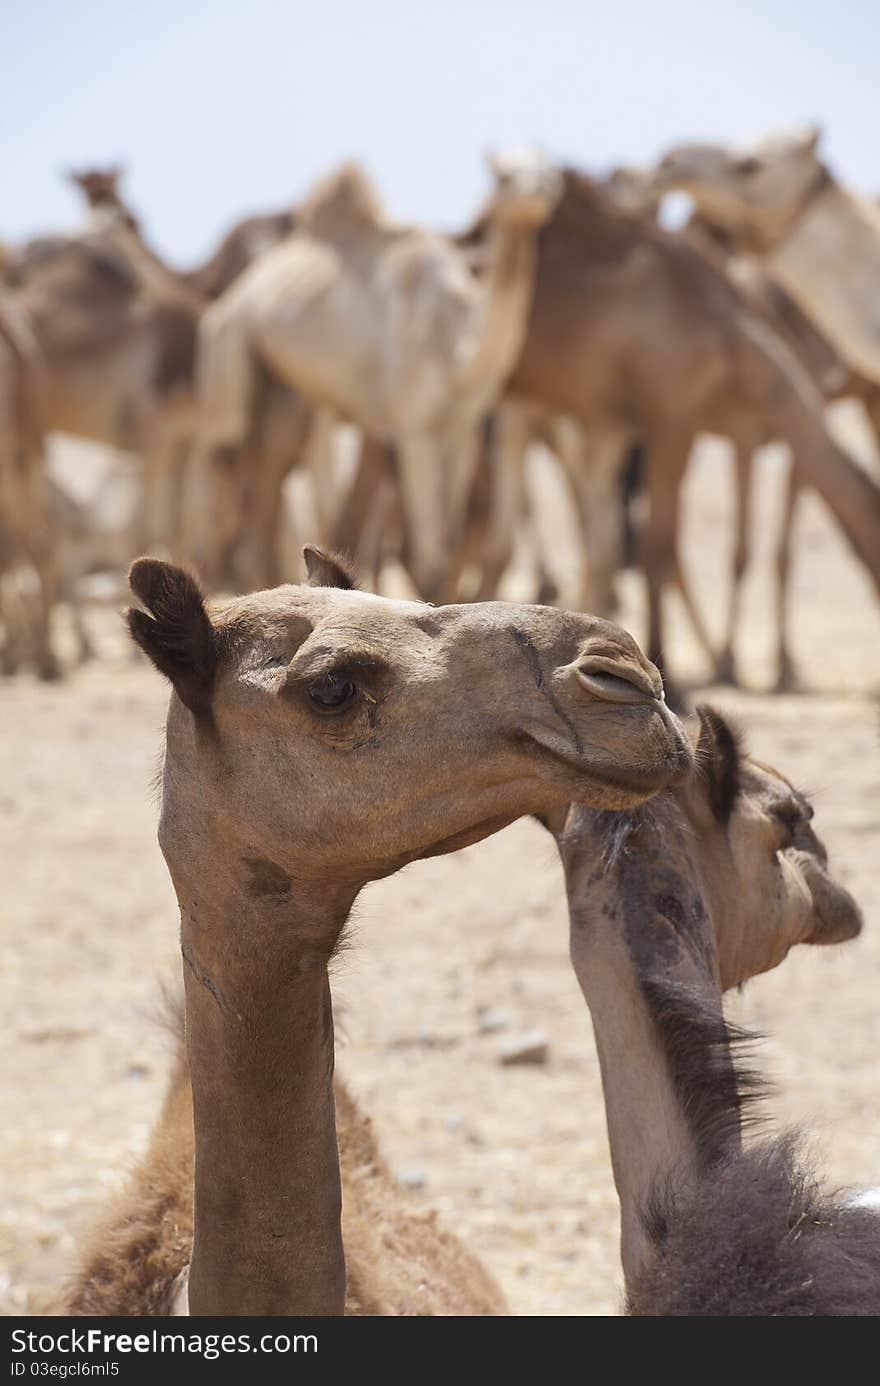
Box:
576, 656, 662, 705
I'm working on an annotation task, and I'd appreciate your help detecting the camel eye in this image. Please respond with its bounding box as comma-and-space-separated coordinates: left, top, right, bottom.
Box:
307, 672, 358, 714
771, 801, 803, 844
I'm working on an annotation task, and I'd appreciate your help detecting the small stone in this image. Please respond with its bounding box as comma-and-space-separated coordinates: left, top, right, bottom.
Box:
477, 1006, 513, 1035
498, 1032, 550, 1067
397, 1168, 427, 1191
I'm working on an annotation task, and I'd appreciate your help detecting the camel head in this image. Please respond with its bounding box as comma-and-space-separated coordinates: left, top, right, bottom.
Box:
651, 126, 825, 246
603, 165, 661, 218
558, 705, 862, 994
128, 548, 691, 919
486, 148, 562, 227
67, 165, 126, 209
691, 706, 863, 987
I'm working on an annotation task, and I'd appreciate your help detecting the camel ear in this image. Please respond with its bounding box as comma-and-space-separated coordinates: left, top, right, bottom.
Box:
695, 705, 743, 825
127, 559, 218, 715
303, 545, 357, 590
799, 123, 822, 156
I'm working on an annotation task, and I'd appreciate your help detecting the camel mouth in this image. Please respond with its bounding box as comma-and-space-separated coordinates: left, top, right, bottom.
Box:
796, 853, 864, 946
519, 726, 693, 806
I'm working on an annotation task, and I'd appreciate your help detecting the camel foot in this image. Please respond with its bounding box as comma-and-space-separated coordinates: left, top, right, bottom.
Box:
534, 575, 559, 606
774, 655, 799, 694
714, 651, 738, 686
37, 656, 64, 682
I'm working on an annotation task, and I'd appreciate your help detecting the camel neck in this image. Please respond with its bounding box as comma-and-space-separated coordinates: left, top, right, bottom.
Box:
463, 219, 539, 392
179, 874, 355, 1315
560, 811, 729, 1290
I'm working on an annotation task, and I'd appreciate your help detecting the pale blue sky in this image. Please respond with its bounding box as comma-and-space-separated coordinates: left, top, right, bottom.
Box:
4, 1, 877, 266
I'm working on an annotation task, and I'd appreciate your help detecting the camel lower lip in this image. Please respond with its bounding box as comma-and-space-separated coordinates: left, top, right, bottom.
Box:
520, 732, 691, 799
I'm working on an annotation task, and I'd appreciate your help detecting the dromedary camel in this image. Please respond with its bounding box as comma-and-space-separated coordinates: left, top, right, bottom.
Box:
496, 171, 880, 690
190, 153, 561, 599
652, 125, 880, 387
554, 706, 878, 1313
0, 292, 58, 677
7, 167, 307, 578
65, 164, 297, 301
5, 234, 197, 556
65, 548, 689, 1316
604, 163, 880, 686
61, 164, 334, 591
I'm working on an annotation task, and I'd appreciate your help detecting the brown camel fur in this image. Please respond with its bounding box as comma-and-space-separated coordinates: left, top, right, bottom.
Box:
0, 293, 58, 677
680, 210, 880, 685
5, 228, 198, 557
554, 707, 878, 1313
504, 173, 880, 684
66, 1045, 506, 1316
65, 548, 689, 1316
60, 165, 321, 590
5, 167, 315, 594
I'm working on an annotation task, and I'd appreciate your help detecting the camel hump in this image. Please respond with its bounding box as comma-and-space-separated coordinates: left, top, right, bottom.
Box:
298, 161, 386, 245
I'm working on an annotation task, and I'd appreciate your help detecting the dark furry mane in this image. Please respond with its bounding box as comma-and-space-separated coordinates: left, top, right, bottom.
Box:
629, 1136, 880, 1316
561, 793, 690, 870
639, 976, 769, 1175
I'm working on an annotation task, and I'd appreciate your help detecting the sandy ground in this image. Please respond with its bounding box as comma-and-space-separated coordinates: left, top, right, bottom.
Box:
1, 422, 879, 1317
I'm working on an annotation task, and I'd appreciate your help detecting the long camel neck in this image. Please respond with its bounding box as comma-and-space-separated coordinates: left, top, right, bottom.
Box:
740, 324, 880, 594
179, 869, 355, 1315
462, 217, 539, 393
559, 807, 733, 1291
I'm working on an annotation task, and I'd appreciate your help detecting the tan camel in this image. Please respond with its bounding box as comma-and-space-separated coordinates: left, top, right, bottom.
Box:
190, 153, 561, 599
3, 167, 315, 595
497, 171, 880, 689
64, 548, 689, 1316
604, 164, 880, 685
651, 125, 880, 387
0, 292, 58, 677
5, 230, 198, 557
65, 164, 297, 300
60, 164, 327, 591
554, 706, 877, 1312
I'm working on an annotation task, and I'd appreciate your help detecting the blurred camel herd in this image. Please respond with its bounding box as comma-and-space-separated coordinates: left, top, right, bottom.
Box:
2, 124, 880, 688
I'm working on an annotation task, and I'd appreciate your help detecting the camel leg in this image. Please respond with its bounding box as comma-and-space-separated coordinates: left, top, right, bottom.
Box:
395, 431, 456, 603
302, 408, 338, 545
183, 443, 245, 591
358, 477, 400, 593
773, 456, 801, 692
13, 446, 60, 680
331, 435, 394, 558
235, 389, 313, 590
716, 442, 753, 685
555, 422, 628, 616
638, 431, 694, 701
859, 386, 880, 460
471, 404, 530, 601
